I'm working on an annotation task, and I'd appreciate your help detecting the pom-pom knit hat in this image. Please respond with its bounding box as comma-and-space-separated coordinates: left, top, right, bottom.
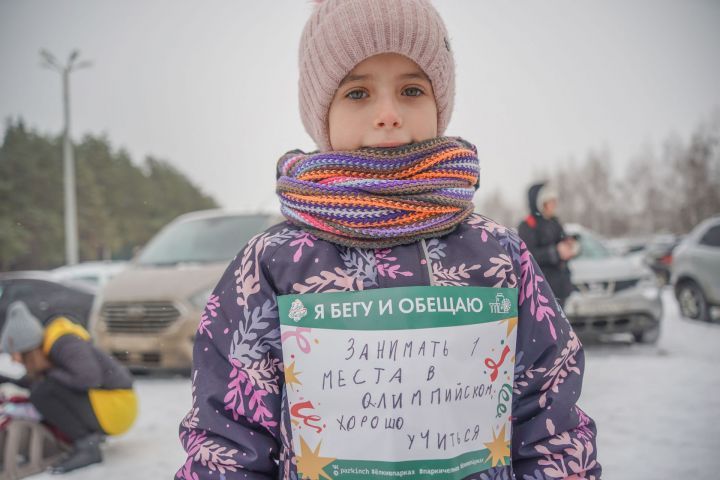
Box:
298, 0, 455, 151
0, 301, 44, 354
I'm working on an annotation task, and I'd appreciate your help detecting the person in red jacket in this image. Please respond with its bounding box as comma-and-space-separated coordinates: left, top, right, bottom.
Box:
518, 182, 579, 309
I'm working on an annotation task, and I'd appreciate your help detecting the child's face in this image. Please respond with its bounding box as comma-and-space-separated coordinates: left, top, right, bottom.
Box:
328, 53, 438, 151
13, 348, 50, 378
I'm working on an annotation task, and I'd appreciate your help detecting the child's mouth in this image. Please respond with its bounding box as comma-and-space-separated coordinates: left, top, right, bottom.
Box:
367, 141, 412, 148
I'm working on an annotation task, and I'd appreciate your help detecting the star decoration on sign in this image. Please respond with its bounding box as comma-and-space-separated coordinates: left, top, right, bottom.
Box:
285, 361, 302, 390
296, 436, 335, 480
483, 425, 510, 467
500, 316, 518, 337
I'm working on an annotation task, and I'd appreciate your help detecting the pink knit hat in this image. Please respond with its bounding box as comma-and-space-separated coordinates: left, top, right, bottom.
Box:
299, 0, 455, 151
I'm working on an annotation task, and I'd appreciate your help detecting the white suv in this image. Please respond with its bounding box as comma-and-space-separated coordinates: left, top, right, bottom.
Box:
563, 224, 663, 343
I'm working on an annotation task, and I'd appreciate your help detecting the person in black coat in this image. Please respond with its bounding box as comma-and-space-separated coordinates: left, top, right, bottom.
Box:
517, 182, 579, 308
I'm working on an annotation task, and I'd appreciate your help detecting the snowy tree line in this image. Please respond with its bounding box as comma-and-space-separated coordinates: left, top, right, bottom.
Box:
2, 111, 718, 271
479, 113, 720, 236
0, 119, 217, 271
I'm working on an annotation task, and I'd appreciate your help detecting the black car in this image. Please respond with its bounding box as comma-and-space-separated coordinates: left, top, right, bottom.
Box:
0, 271, 97, 331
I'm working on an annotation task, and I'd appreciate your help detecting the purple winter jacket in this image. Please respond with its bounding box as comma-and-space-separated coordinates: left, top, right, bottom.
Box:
177, 213, 600, 480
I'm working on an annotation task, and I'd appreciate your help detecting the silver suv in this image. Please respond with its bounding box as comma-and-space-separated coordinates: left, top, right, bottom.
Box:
673, 216, 720, 322
563, 224, 663, 343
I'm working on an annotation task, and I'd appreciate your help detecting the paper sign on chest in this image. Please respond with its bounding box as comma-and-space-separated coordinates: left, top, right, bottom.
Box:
279, 286, 518, 480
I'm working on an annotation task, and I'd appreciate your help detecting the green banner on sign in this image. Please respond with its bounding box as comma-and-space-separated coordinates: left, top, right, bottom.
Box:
279, 286, 517, 330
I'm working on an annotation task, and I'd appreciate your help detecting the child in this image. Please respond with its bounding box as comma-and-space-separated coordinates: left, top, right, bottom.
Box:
177, 1, 600, 479
0, 301, 137, 474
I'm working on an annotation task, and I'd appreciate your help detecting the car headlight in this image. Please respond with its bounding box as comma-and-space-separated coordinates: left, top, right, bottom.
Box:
637, 275, 657, 288
189, 287, 214, 310
88, 291, 104, 332
638, 276, 660, 300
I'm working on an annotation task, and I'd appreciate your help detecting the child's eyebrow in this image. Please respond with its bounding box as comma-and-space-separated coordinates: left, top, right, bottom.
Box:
399, 72, 430, 82
338, 71, 430, 87
339, 74, 370, 86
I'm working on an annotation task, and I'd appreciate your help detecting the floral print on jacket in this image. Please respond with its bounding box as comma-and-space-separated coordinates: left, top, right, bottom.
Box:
177, 214, 601, 479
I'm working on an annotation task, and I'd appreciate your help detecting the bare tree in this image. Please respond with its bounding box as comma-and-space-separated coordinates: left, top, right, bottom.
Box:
476, 188, 521, 227
554, 151, 617, 234
669, 120, 720, 232
551, 112, 720, 238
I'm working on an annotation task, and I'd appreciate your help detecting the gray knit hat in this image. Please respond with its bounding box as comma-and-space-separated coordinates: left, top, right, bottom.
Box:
0, 301, 44, 354
537, 183, 559, 209
299, 0, 455, 151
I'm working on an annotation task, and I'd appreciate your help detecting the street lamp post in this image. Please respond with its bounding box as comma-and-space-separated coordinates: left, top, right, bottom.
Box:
40, 49, 92, 266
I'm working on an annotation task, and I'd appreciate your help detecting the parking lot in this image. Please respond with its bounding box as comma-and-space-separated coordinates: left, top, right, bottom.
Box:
4, 289, 709, 480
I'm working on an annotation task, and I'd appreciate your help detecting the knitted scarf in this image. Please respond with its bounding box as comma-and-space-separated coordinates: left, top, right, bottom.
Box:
276, 136, 480, 249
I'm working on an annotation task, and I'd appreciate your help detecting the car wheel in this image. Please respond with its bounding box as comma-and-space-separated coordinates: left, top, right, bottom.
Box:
633, 326, 660, 344
676, 281, 710, 322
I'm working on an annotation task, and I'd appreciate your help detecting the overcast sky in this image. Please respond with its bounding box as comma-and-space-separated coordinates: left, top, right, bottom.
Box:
1, 0, 719, 215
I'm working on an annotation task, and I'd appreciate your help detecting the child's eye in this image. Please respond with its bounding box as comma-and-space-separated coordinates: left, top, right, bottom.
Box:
346, 89, 368, 100
402, 87, 424, 97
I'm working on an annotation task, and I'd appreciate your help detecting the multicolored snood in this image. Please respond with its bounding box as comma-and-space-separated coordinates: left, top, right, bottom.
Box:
276, 136, 480, 249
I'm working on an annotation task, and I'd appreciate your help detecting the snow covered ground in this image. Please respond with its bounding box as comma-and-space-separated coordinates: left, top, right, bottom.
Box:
580, 290, 720, 479
5, 289, 719, 479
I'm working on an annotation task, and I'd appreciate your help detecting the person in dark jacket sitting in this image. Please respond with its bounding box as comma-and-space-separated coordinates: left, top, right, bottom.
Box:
518, 182, 579, 308
0, 301, 137, 474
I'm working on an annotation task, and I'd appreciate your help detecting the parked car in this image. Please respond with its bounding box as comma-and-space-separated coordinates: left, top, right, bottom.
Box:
642, 234, 683, 286
605, 236, 648, 257
0, 271, 97, 330
562, 224, 663, 343
672, 216, 720, 322
90, 210, 280, 371
53, 260, 128, 287
606, 234, 682, 286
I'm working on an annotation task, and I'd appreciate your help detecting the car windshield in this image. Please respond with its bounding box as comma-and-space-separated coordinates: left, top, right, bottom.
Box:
136, 215, 271, 266
576, 231, 611, 259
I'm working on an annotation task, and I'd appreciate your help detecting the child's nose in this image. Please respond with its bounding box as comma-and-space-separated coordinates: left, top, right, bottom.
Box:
375, 98, 402, 128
